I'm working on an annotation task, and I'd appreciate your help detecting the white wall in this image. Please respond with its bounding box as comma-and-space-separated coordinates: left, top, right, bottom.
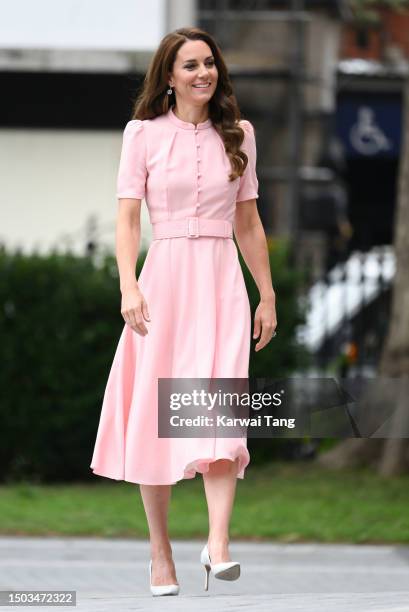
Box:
0, 129, 152, 255
0, 0, 166, 51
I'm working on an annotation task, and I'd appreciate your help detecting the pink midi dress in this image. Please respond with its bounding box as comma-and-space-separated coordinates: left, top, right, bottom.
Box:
90, 105, 259, 485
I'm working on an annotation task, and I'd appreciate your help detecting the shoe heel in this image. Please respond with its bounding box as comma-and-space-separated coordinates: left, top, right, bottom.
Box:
203, 563, 210, 591
200, 544, 211, 591
200, 542, 241, 589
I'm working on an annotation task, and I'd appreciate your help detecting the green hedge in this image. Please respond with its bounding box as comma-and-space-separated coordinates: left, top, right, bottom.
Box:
240, 237, 310, 378
238, 237, 311, 464
0, 238, 309, 483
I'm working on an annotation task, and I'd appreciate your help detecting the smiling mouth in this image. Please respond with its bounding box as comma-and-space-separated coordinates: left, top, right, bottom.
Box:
192, 82, 211, 88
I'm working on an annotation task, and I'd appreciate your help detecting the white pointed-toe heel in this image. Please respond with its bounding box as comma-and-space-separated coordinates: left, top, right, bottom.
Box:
149, 560, 180, 596
200, 544, 240, 591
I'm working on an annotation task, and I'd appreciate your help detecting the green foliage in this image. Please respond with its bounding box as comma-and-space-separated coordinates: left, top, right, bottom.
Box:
237, 236, 312, 465
238, 236, 311, 379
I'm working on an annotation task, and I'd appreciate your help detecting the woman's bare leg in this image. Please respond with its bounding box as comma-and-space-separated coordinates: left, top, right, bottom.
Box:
139, 484, 178, 586
202, 458, 239, 563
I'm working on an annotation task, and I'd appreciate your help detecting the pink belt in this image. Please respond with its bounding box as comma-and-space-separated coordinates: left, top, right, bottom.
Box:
152, 216, 233, 240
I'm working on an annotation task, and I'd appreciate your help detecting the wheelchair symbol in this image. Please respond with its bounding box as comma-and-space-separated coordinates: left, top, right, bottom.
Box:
350, 107, 391, 155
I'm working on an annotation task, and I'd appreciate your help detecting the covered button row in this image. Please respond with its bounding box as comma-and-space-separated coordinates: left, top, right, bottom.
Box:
195, 128, 202, 205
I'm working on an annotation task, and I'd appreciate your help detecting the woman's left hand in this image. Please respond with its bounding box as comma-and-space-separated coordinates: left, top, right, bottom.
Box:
253, 296, 277, 352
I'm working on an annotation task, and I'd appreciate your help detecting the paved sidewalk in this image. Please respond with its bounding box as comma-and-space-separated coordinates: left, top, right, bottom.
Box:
0, 537, 408, 611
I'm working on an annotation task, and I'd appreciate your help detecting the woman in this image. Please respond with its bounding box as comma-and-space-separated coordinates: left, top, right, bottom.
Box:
90, 26, 277, 596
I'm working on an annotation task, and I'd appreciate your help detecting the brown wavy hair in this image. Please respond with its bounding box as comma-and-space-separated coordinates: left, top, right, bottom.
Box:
131, 27, 250, 182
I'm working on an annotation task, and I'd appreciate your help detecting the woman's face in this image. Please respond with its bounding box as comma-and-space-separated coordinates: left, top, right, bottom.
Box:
168, 40, 218, 109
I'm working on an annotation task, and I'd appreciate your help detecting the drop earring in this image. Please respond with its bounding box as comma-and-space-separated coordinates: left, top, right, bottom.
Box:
167, 85, 173, 95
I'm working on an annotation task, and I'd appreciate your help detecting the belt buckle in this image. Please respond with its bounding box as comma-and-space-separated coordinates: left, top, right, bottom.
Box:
187, 216, 200, 238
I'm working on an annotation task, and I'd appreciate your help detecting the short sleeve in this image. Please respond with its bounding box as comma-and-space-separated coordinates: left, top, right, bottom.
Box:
116, 120, 147, 200
236, 120, 259, 203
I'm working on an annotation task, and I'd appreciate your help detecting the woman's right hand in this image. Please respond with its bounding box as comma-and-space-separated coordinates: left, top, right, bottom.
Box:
121, 287, 150, 336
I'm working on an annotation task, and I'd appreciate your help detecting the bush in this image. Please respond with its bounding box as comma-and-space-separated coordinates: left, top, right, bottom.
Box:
237, 237, 311, 464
